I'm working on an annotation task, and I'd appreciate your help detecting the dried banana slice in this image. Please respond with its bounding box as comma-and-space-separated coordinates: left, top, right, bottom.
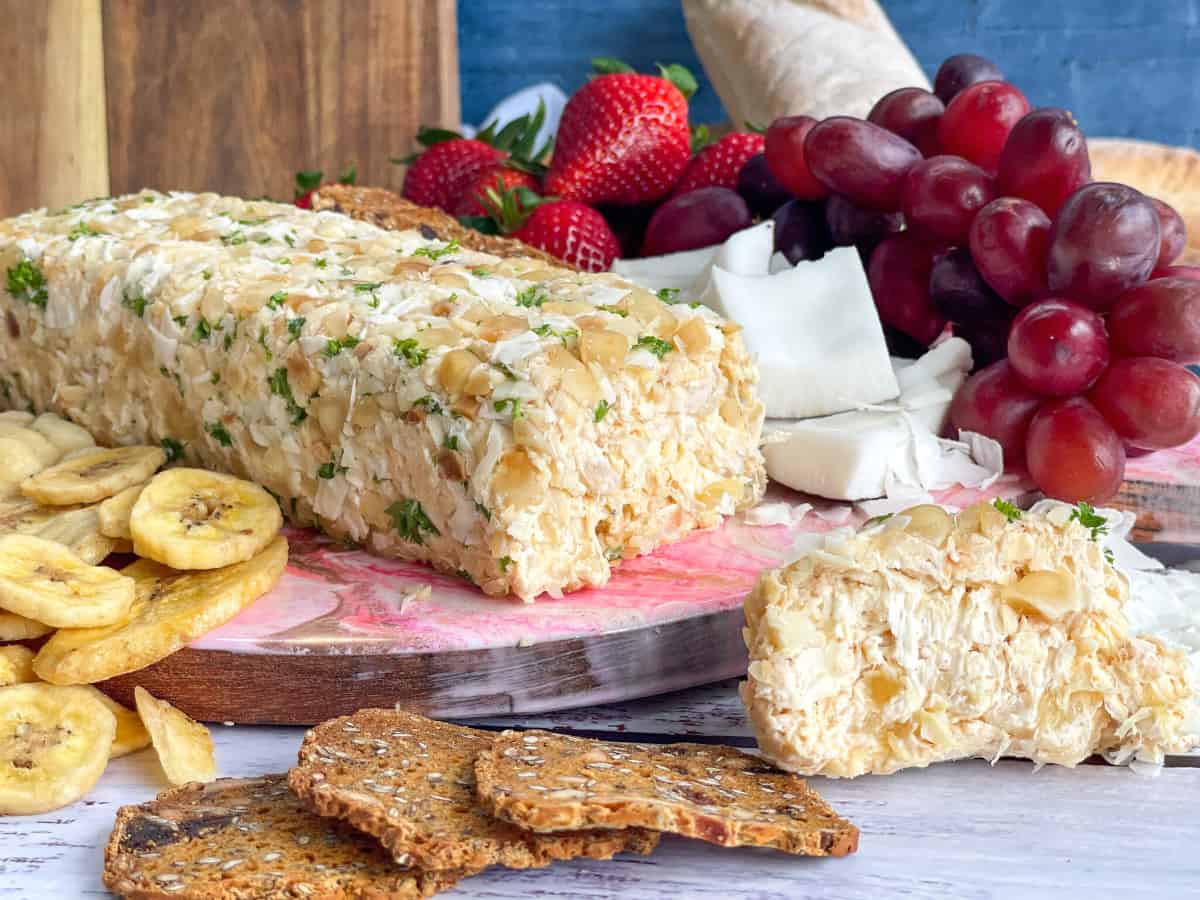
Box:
0, 430, 60, 493
97, 483, 145, 541
0, 682, 116, 814
31, 506, 117, 565
0, 491, 72, 532
0, 411, 34, 426
0, 610, 53, 641
131, 468, 282, 570
0, 645, 37, 685
80, 687, 151, 758
134, 686, 216, 785
21, 445, 166, 506
33, 536, 287, 685
0, 534, 135, 628
30, 413, 95, 455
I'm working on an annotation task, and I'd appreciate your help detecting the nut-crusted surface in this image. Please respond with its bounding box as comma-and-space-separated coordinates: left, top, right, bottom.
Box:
288, 710, 659, 872
103, 775, 462, 899
311, 184, 567, 267
742, 503, 1200, 779
474, 729, 859, 857
0, 191, 765, 600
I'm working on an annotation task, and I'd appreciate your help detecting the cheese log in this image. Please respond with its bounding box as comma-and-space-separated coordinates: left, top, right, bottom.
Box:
0, 192, 765, 600
742, 502, 1199, 777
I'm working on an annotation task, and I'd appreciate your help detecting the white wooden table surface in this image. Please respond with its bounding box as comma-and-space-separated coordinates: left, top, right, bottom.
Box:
2, 679, 1198, 900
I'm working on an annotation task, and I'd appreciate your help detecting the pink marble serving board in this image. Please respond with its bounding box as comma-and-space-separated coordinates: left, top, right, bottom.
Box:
189, 480, 1033, 658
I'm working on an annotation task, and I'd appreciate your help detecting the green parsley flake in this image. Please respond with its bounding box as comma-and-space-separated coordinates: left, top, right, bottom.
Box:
160, 437, 184, 464
393, 338, 428, 367
992, 498, 1023, 523
314, 258, 328, 269
267, 367, 308, 424
493, 397, 522, 419
284, 233, 296, 248
67, 222, 99, 241
1069, 502, 1109, 542
193, 318, 212, 341
223, 331, 234, 351
499, 555, 514, 573
412, 238, 461, 261
386, 498, 439, 545
493, 362, 517, 380
211, 372, 221, 384
633, 335, 673, 359
412, 395, 444, 416
266, 291, 288, 310
471, 268, 490, 277
532, 324, 552, 337
202, 269, 213, 281
599, 304, 628, 317
656, 287, 681, 304
863, 512, 894, 528
206, 422, 233, 447
594, 399, 609, 423
323, 335, 360, 357
514, 286, 546, 308
258, 328, 273, 360
287, 317, 306, 342
221, 231, 247, 246
121, 289, 149, 317
172, 315, 189, 327
317, 457, 348, 479
443, 434, 460, 451
354, 282, 383, 294
474, 501, 492, 521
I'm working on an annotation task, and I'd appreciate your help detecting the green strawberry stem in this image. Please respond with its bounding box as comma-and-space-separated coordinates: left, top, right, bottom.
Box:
591, 56, 636, 74
655, 63, 698, 100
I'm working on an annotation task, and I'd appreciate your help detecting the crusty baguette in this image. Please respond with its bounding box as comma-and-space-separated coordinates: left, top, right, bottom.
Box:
1089, 137, 1200, 263
0, 192, 764, 600
683, 0, 929, 125
311, 183, 569, 267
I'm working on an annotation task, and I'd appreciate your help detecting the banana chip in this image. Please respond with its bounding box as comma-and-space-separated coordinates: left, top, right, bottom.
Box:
97, 483, 145, 541
30, 506, 117, 565
131, 468, 282, 570
81, 687, 151, 758
30, 413, 95, 455
134, 686, 216, 785
33, 536, 287, 685
0, 645, 37, 685
0, 411, 34, 426
0, 534, 135, 628
0, 431, 58, 493
0, 611, 53, 641
0, 682, 116, 814
21, 445, 166, 506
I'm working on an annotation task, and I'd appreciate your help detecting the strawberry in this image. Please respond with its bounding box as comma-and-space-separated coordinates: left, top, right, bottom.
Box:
544, 60, 695, 206
671, 131, 765, 196
514, 200, 621, 272
399, 103, 551, 213
451, 167, 541, 217
293, 165, 356, 208
401, 139, 506, 212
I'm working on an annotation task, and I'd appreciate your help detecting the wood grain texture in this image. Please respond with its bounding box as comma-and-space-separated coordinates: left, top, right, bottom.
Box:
102, 0, 458, 201
0, 0, 109, 216
2, 718, 1199, 898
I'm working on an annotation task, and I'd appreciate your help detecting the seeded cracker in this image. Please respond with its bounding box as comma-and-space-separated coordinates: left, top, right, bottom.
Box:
288, 710, 659, 871
475, 730, 860, 857
104, 775, 461, 899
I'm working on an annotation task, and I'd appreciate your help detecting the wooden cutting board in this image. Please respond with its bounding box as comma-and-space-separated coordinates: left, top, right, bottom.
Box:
0, 0, 458, 215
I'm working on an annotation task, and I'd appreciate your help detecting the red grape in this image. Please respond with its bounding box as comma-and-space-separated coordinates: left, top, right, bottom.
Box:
772, 199, 833, 264
1152, 198, 1187, 269
930, 247, 1012, 325
641, 187, 752, 256
954, 320, 1011, 370
1007, 298, 1109, 396
1108, 277, 1200, 363
1090, 357, 1200, 449
866, 231, 946, 345
1045, 183, 1160, 310
969, 197, 1051, 307
996, 108, 1090, 217
737, 153, 790, 218
824, 194, 903, 247
1156, 265, 1200, 281
901, 155, 995, 244
764, 115, 826, 200
867, 87, 944, 156
948, 360, 1043, 463
804, 117, 922, 211
937, 81, 1030, 172
1026, 398, 1125, 502
934, 53, 1004, 104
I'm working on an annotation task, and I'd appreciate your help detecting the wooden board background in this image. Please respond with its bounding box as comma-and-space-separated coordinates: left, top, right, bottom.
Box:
0, 0, 459, 216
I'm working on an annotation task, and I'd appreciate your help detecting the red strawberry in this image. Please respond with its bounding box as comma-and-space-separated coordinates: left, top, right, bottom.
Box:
515, 200, 621, 272
545, 63, 694, 206
452, 167, 541, 217
402, 139, 506, 212
671, 132, 765, 196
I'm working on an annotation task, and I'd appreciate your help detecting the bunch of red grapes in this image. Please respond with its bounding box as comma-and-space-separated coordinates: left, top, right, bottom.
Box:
749, 52, 1200, 504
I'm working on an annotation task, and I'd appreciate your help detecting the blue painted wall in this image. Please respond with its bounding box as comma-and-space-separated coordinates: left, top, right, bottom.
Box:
458, 0, 1200, 147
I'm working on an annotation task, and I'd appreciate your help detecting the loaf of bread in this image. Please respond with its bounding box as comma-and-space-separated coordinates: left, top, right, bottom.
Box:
0, 192, 765, 600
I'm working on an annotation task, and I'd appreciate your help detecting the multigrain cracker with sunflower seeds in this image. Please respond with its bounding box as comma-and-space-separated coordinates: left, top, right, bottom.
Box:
475, 730, 860, 857
104, 775, 462, 899
287, 710, 659, 872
